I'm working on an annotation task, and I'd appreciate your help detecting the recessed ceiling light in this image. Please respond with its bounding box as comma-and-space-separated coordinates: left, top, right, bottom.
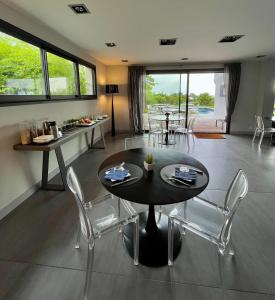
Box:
68, 4, 90, 14
105, 42, 116, 47
159, 38, 177, 46
256, 55, 266, 58
121, 59, 128, 63
219, 35, 244, 43
181, 58, 189, 61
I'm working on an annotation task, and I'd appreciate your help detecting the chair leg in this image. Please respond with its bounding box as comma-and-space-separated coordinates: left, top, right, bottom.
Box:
133, 216, 139, 266
218, 244, 226, 255
118, 198, 122, 233
227, 241, 235, 256
168, 218, 174, 266
84, 241, 95, 300
186, 134, 190, 151
182, 201, 187, 235
75, 223, 81, 249
252, 129, 258, 143
258, 131, 264, 147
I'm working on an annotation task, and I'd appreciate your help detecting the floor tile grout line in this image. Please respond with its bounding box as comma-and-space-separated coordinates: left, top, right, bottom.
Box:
227, 287, 275, 297
1, 257, 275, 297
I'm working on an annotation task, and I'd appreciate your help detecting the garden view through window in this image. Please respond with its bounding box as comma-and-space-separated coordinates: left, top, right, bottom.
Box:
0, 26, 97, 104
0, 31, 44, 95
47, 52, 76, 96
145, 72, 226, 133
79, 64, 95, 95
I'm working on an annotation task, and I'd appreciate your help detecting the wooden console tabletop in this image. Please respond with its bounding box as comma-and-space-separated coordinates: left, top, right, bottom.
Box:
13, 118, 109, 191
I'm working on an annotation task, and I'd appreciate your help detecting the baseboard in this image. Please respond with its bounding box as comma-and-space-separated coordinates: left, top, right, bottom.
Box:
0, 135, 102, 221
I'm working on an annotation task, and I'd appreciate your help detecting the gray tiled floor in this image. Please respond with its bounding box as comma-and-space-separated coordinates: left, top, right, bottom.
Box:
0, 134, 275, 299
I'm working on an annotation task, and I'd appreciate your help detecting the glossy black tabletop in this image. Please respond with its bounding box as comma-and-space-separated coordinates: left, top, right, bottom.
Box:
98, 148, 209, 205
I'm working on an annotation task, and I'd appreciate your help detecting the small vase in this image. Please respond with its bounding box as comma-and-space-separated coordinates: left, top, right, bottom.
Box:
144, 161, 154, 171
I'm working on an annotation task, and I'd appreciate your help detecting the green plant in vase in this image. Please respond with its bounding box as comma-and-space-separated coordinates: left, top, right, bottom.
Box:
144, 153, 154, 171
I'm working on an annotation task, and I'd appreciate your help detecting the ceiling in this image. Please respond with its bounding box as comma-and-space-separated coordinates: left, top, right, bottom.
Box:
2, 0, 275, 65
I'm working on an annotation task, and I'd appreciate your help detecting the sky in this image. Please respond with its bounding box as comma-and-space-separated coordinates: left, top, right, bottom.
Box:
151, 73, 217, 96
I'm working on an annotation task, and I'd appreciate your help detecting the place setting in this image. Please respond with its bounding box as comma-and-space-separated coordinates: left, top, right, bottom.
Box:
100, 162, 143, 187
160, 164, 206, 189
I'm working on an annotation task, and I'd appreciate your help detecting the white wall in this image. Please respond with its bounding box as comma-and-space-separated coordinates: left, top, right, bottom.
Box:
231, 59, 275, 133
0, 2, 109, 217
106, 66, 130, 132
230, 61, 261, 133
260, 60, 275, 119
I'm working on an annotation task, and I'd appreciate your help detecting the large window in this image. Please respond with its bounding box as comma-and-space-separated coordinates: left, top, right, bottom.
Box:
0, 32, 44, 96
47, 52, 76, 96
0, 20, 97, 105
145, 71, 226, 133
79, 64, 95, 95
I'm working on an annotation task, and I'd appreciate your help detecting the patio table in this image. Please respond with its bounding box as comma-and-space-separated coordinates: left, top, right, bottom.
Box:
151, 113, 185, 145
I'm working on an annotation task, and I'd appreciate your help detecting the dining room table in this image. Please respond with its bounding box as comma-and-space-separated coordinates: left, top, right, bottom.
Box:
98, 148, 209, 267
150, 113, 185, 145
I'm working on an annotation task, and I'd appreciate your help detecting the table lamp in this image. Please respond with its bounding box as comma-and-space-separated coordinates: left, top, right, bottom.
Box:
105, 84, 119, 136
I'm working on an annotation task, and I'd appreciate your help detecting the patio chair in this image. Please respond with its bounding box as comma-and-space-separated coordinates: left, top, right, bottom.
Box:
174, 117, 196, 147
66, 167, 140, 299
252, 115, 275, 147
148, 113, 168, 145
167, 169, 248, 266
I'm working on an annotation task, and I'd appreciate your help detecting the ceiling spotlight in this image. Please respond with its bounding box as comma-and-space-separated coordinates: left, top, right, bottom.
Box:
69, 4, 90, 14
105, 42, 116, 47
256, 55, 266, 58
219, 35, 244, 43
121, 59, 128, 63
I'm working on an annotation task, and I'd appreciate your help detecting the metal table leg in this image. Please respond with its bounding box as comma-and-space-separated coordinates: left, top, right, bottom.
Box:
41, 149, 66, 191
90, 125, 106, 149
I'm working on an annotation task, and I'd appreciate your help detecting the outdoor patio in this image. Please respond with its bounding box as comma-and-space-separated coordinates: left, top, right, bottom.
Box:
143, 113, 226, 133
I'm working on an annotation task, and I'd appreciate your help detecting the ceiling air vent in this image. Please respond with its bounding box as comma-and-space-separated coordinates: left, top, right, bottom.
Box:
69, 4, 90, 14
159, 38, 177, 46
105, 42, 116, 47
219, 35, 244, 43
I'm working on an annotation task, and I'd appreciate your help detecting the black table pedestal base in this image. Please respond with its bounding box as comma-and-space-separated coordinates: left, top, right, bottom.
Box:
123, 211, 181, 267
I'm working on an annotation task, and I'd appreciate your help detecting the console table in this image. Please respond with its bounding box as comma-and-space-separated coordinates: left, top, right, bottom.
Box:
13, 118, 109, 191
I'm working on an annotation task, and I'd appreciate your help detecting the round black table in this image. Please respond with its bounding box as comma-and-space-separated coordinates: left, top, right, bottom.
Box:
98, 148, 209, 267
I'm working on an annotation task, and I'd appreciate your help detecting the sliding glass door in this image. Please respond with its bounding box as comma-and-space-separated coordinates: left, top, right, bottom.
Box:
145, 70, 226, 133
188, 72, 226, 132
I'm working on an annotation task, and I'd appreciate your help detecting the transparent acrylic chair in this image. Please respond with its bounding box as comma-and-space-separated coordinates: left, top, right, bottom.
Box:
175, 117, 196, 147
148, 113, 168, 145
168, 169, 248, 266
252, 115, 275, 147
66, 167, 140, 299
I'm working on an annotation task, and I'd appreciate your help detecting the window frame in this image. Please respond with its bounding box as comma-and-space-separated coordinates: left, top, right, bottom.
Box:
0, 19, 97, 106
145, 68, 227, 131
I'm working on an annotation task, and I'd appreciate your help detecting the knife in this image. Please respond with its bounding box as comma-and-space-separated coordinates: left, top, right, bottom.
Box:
111, 176, 138, 187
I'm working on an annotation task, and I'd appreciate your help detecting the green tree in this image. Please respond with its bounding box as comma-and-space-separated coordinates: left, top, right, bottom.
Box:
193, 92, 214, 107
0, 32, 88, 96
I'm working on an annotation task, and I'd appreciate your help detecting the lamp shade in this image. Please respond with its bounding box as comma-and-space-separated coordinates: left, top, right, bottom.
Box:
105, 84, 119, 94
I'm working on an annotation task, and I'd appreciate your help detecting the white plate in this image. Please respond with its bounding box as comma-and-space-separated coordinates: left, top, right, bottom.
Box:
77, 121, 96, 127
33, 135, 54, 144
